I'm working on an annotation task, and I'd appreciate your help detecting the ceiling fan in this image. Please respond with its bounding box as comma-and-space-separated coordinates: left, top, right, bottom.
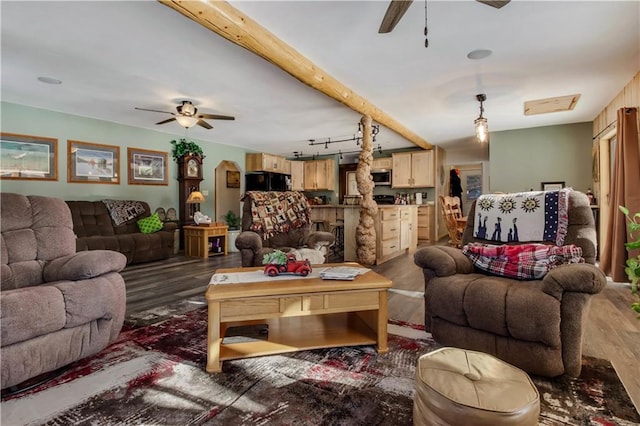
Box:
135, 100, 235, 129
378, 0, 510, 33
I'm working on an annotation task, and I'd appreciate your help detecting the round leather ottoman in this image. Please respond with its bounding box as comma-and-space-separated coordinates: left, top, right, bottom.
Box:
413, 347, 540, 426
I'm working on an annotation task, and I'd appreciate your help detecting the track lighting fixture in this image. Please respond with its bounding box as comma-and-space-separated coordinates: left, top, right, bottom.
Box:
474, 94, 489, 144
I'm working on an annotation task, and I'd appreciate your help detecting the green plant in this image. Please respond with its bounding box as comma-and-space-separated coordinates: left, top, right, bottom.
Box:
170, 138, 204, 161
619, 205, 640, 317
223, 210, 241, 230
263, 250, 287, 265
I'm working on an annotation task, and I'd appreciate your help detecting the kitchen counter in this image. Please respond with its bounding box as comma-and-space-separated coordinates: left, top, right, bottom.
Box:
310, 204, 426, 208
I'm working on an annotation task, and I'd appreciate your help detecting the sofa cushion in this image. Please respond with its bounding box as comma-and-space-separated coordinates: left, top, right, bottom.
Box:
66, 201, 116, 237
429, 274, 561, 348
137, 212, 163, 234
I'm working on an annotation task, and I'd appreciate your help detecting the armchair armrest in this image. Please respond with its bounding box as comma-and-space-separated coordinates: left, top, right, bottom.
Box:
542, 263, 607, 299
43, 250, 127, 282
413, 246, 474, 277
235, 231, 262, 252
162, 221, 178, 232
304, 231, 335, 250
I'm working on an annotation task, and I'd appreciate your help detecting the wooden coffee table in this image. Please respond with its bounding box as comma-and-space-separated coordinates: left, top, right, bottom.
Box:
205, 263, 392, 373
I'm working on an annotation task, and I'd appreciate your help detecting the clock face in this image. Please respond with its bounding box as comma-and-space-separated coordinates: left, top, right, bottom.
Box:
187, 158, 199, 177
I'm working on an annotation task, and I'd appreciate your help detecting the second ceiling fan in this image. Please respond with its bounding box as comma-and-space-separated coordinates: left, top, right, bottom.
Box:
135, 100, 235, 129
378, 0, 510, 34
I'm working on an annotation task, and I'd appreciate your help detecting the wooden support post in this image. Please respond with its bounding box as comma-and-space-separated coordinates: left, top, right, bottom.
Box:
356, 115, 378, 266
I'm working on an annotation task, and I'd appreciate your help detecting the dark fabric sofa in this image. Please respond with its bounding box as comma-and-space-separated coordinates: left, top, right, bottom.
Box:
66, 200, 177, 265
414, 190, 606, 378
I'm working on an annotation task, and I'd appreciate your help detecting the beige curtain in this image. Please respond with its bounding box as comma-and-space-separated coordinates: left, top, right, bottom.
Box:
600, 107, 640, 282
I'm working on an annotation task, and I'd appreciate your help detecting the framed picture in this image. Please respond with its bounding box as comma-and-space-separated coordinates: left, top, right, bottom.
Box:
127, 147, 168, 185
541, 181, 565, 191
68, 140, 120, 184
226, 170, 240, 188
0, 133, 58, 180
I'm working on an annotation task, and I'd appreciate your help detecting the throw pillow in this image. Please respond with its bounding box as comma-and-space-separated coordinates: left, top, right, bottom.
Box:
137, 213, 163, 234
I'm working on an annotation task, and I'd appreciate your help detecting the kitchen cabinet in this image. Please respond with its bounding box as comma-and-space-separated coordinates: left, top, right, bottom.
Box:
374, 206, 418, 264
392, 150, 434, 188
399, 206, 417, 250
372, 157, 393, 170
417, 205, 434, 243
246, 153, 290, 174
290, 160, 304, 191
303, 159, 335, 191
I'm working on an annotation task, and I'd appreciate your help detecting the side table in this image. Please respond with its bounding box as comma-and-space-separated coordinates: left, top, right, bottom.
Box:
184, 224, 228, 258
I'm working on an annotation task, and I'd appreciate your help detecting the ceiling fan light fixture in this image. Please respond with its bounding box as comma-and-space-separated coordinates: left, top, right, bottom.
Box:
474, 94, 489, 143
176, 115, 198, 128
467, 49, 492, 60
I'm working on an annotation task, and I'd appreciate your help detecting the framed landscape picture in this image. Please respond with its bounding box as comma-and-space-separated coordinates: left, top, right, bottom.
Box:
68, 140, 120, 184
127, 147, 168, 185
541, 181, 565, 191
0, 133, 58, 181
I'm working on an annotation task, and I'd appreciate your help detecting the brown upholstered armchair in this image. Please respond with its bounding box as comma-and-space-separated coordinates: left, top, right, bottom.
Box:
235, 191, 335, 267
1, 193, 127, 390
414, 190, 606, 377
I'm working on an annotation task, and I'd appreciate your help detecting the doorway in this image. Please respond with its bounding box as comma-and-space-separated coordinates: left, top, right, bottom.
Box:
452, 164, 483, 217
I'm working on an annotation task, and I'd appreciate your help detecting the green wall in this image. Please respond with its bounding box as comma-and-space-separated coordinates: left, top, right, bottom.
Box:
489, 122, 593, 193
0, 102, 248, 219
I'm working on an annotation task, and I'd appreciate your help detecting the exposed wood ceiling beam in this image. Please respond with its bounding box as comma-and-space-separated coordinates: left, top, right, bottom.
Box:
158, 0, 432, 150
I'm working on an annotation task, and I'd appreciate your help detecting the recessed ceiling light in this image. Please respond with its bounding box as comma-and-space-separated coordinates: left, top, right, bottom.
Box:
467, 49, 492, 60
37, 76, 62, 85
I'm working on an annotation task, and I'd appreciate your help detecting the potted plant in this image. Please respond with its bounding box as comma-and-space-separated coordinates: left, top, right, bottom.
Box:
223, 210, 241, 230
170, 138, 204, 161
619, 205, 640, 318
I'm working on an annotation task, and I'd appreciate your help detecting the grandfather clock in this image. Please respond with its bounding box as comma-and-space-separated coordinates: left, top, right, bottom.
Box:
177, 154, 204, 227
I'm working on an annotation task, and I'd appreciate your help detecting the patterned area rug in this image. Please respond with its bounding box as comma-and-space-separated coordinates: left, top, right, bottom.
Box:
2, 308, 638, 425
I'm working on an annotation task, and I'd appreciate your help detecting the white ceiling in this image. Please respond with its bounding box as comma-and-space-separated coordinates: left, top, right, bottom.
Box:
2, 1, 639, 160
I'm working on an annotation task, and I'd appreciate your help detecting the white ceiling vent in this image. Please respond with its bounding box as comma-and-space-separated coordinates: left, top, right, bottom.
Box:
524, 94, 581, 116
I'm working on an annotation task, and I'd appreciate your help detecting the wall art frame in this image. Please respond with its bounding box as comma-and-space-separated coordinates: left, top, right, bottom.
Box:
127, 147, 168, 185
541, 181, 565, 191
68, 140, 120, 184
0, 132, 58, 181
226, 170, 240, 188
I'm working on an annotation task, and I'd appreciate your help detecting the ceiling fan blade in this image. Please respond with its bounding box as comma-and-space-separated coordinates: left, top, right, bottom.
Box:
156, 117, 176, 125
476, 0, 510, 9
378, 0, 413, 34
198, 113, 235, 120
197, 120, 213, 130
135, 107, 173, 115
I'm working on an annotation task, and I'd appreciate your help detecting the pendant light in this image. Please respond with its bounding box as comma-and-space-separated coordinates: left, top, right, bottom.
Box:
474, 94, 489, 143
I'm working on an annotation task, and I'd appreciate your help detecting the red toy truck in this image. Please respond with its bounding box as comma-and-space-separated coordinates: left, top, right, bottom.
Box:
264, 253, 312, 277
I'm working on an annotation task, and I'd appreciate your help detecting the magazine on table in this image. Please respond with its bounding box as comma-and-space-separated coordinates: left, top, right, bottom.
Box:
319, 266, 370, 281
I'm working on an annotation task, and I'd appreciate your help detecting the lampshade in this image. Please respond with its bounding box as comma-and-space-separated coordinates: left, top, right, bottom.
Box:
187, 191, 205, 203
176, 115, 199, 129
475, 117, 489, 143
474, 94, 489, 143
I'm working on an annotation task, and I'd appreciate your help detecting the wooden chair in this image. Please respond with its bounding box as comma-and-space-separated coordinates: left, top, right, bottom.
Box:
439, 195, 465, 248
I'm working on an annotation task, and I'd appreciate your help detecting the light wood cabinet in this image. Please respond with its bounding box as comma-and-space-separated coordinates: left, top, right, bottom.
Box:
375, 206, 418, 264
246, 153, 289, 173
372, 157, 393, 170
290, 160, 304, 191
392, 150, 434, 188
303, 159, 335, 191
417, 205, 434, 242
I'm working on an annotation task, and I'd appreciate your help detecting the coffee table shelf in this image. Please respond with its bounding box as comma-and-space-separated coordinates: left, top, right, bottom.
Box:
219, 313, 377, 361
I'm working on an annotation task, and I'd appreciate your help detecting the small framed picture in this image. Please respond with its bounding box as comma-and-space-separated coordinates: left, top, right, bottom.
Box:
127, 147, 168, 185
541, 181, 565, 191
0, 133, 58, 181
68, 140, 120, 184
226, 170, 240, 188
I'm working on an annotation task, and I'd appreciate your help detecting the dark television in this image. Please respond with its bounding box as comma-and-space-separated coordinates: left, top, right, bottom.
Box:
245, 172, 289, 192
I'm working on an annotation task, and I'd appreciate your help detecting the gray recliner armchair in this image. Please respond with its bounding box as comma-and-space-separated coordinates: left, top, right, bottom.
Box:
414, 190, 606, 377
235, 191, 335, 267
1, 193, 127, 390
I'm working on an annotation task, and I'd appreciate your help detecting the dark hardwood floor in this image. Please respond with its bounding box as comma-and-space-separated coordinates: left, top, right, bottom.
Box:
121, 245, 640, 412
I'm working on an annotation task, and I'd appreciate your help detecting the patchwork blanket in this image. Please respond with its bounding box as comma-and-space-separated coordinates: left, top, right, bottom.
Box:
244, 191, 310, 240
462, 242, 584, 280
473, 189, 570, 245
102, 199, 146, 226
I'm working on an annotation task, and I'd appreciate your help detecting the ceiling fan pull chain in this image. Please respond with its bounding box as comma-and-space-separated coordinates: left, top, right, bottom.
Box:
424, 0, 429, 48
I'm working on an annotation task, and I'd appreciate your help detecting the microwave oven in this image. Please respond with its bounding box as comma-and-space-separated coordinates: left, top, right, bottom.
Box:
371, 170, 391, 186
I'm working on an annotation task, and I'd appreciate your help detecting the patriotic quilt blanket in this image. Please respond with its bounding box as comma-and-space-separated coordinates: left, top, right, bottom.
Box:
473, 189, 571, 245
